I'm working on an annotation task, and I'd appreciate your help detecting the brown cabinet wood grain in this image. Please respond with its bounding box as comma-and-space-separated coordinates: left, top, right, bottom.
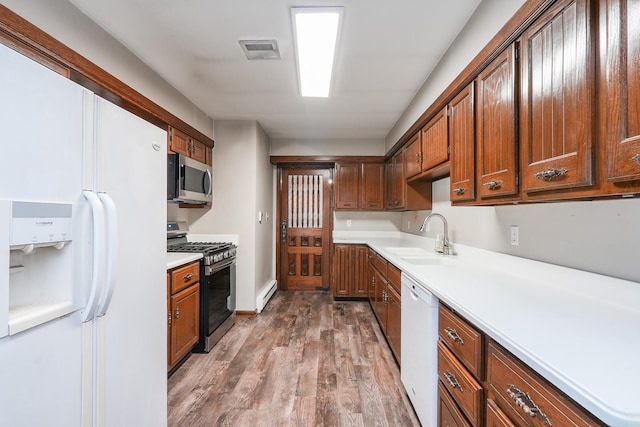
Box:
601, 0, 640, 184
169, 284, 200, 367
333, 244, 368, 297
168, 126, 210, 165
440, 381, 473, 427
189, 138, 207, 164
386, 149, 406, 209
519, 0, 594, 193
335, 162, 384, 210
421, 106, 449, 171
439, 305, 484, 379
386, 283, 401, 361
450, 83, 476, 202
405, 132, 422, 179
487, 340, 603, 427
168, 261, 201, 371
476, 44, 519, 200
487, 398, 516, 427
360, 162, 385, 210
335, 163, 360, 209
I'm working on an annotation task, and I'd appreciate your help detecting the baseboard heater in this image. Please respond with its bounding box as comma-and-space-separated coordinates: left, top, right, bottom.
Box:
256, 280, 277, 313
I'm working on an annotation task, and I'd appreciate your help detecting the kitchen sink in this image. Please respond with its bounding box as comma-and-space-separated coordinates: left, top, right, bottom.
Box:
400, 256, 454, 266
385, 247, 432, 256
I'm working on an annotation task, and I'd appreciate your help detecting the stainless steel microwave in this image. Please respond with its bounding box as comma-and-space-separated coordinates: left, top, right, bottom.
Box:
167, 153, 212, 204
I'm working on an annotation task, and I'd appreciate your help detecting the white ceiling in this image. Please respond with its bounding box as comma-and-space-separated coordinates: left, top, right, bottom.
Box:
69, 0, 481, 141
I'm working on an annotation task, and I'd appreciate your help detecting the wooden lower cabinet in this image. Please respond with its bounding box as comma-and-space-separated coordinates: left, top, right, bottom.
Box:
439, 381, 472, 427
367, 249, 401, 362
486, 399, 515, 427
167, 261, 201, 371
333, 244, 368, 297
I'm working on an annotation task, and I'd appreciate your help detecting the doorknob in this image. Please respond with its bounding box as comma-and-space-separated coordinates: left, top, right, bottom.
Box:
281, 220, 288, 244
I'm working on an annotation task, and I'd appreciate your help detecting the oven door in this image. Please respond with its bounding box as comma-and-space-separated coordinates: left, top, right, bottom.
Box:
196, 259, 235, 352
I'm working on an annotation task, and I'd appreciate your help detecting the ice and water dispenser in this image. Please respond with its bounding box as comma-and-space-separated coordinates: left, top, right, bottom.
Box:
1, 200, 75, 337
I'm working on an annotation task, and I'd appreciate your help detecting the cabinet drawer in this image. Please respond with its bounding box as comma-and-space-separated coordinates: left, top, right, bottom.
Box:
439, 381, 472, 427
487, 341, 602, 427
373, 253, 388, 276
170, 262, 200, 294
487, 398, 516, 427
439, 305, 483, 379
387, 263, 401, 294
438, 341, 483, 426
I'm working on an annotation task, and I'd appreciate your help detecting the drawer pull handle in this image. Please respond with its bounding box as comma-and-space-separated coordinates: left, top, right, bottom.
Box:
507, 384, 552, 426
443, 371, 463, 391
444, 327, 464, 345
631, 153, 640, 168
452, 187, 466, 195
483, 180, 503, 190
183, 273, 194, 281
534, 168, 568, 181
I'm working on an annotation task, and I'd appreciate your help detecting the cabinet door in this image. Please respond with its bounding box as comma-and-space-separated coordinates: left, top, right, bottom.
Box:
170, 284, 200, 366
520, 0, 594, 193
169, 127, 191, 157
601, 0, 640, 183
477, 45, 518, 199
360, 163, 385, 210
353, 246, 369, 296
335, 163, 360, 209
333, 244, 352, 296
449, 83, 476, 202
167, 274, 171, 368
421, 106, 449, 171
391, 149, 406, 209
372, 268, 387, 329
386, 284, 401, 361
404, 132, 422, 179
439, 382, 473, 427
190, 139, 207, 164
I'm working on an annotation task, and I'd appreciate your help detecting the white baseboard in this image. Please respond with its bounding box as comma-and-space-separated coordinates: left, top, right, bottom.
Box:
256, 279, 277, 313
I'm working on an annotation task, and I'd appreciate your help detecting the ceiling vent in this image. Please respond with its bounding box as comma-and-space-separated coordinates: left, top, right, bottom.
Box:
239, 39, 280, 60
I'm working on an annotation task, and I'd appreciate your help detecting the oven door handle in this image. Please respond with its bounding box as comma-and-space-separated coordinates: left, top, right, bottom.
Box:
209, 258, 236, 274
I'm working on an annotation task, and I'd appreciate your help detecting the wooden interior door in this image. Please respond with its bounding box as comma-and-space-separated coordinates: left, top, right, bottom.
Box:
278, 167, 332, 291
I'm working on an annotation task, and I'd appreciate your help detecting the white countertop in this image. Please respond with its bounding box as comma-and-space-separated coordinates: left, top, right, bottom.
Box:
334, 231, 640, 427
166, 252, 202, 270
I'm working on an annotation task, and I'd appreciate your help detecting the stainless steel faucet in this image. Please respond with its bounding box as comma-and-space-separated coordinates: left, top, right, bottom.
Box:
419, 212, 451, 255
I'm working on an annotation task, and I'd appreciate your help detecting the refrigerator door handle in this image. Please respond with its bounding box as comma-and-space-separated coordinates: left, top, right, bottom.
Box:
96, 192, 117, 317
82, 190, 105, 323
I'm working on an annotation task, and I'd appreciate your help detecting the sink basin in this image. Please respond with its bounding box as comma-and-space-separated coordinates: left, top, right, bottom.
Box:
385, 247, 431, 256
401, 256, 454, 266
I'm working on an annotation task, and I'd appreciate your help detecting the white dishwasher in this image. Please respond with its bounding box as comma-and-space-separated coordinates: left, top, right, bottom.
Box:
401, 272, 439, 427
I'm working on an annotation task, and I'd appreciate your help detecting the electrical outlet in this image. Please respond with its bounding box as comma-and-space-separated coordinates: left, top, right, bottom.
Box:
347, 219, 352, 228
510, 225, 519, 246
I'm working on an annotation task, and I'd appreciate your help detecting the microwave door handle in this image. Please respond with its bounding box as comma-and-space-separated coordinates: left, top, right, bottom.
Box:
96, 192, 117, 317
205, 169, 212, 197
81, 190, 105, 323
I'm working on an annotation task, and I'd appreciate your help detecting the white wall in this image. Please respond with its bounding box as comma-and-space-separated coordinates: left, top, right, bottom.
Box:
400, 179, 640, 283
386, 0, 526, 150
333, 211, 401, 232
2, 0, 213, 138
188, 121, 275, 311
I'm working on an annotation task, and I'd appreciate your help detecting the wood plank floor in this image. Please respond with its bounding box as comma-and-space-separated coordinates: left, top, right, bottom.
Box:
168, 291, 421, 427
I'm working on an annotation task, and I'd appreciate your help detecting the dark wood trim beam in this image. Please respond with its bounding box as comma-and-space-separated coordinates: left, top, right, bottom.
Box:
0, 5, 214, 147
386, 0, 556, 158
270, 155, 385, 166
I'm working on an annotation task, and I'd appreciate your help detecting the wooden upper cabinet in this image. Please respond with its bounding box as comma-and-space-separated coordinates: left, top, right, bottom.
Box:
476, 44, 519, 199
335, 162, 384, 210
449, 83, 476, 202
386, 149, 406, 210
421, 106, 449, 171
519, 0, 594, 193
169, 127, 191, 156
169, 126, 209, 164
360, 162, 384, 210
404, 132, 422, 179
335, 163, 360, 209
601, 0, 640, 184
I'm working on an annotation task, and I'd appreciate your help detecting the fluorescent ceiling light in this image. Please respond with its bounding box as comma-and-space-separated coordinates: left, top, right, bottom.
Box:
291, 7, 343, 97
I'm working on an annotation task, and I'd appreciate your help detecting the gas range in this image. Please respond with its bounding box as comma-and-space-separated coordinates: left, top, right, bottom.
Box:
167, 240, 236, 265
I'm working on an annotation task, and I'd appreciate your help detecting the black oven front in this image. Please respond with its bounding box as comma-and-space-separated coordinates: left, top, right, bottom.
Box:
194, 254, 236, 353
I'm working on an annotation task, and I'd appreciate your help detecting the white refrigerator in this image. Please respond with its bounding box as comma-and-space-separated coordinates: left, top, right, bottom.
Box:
0, 42, 167, 427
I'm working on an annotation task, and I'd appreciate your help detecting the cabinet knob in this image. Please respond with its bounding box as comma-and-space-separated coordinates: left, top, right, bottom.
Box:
483, 180, 503, 190
443, 371, 463, 391
631, 153, 640, 168
444, 327, 465, 345
452, 187, 466, 195
183, 273, 194, 281
534, 168, 568, 181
